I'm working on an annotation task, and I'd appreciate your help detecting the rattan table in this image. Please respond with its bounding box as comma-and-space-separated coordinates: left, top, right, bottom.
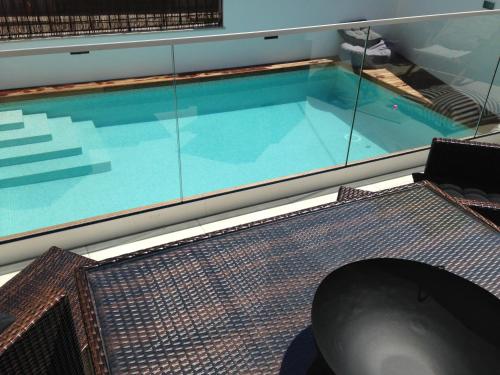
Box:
77, 182, 500, 375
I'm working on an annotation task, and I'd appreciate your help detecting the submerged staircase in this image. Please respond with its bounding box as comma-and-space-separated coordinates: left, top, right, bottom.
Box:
0, 110, 112, 189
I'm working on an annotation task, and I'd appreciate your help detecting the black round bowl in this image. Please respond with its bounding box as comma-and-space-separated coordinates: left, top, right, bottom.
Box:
311, 258, 500, 375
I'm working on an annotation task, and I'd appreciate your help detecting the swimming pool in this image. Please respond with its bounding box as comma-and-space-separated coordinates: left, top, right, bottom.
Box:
0, 65, 471, 237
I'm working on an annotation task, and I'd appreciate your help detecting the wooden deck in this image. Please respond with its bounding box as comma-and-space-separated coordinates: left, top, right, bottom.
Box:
0, 58, 337, 102
0, 57, 430, 108
362, 68, 433, 106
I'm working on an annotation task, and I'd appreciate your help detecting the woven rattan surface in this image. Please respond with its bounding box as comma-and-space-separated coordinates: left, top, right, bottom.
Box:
0, 247, 95, 351
421, 137, 500, 194
337, 185, 373, 201
338, 185, 500, 229
0, 296, 84, 374
78, 183, 500, 375
461, 199, 500, 226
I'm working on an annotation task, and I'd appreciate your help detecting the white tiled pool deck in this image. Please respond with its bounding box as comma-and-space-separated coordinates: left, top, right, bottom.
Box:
0, 171, 417, 286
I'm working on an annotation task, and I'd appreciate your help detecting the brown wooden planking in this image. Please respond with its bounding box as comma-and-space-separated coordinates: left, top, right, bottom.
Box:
0, 58, 338, 103
362, 68, 433, 106
0, 58, 433, 109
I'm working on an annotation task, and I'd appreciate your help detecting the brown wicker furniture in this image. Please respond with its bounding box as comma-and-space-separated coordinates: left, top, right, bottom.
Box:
336, 185, 373, 201
77, 182, 500, 375
337, 184, 500, 229
0, 247, 96, 374
0, 296, 82, 374
413, 138, 500, 224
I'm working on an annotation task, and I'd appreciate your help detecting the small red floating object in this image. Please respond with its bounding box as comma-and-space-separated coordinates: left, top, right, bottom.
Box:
392, 104, 399, 110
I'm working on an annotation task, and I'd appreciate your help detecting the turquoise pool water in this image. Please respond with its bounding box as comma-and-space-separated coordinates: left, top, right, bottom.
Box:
0, 66, 471, 237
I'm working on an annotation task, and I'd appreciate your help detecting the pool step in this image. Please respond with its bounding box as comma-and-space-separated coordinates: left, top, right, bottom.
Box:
0, 110, 24, 131
0, 135, 83, 167
0, 151, 112, 188
0, 110, 113, 188
0, 113, 52, 148
46, 116, 99, 135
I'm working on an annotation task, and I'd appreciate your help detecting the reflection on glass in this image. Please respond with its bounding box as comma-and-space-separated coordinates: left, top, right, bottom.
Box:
0, 47, 180, 237
347, 14, 500, 163
173, 31, 365, 198
477, 58, 500, 136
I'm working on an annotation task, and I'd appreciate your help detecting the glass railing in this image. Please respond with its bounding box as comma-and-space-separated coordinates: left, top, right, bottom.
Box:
0, 46, 180, 237
347, 13, 500, 163
477, 57, 500, 136
172, 30, 362, 197
0, 10, 499, 239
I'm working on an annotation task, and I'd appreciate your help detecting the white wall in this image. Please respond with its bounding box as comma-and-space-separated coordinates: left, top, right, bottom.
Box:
0, 0, 494, 90
0, 0, 400, 89
394, 0, 486, 17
